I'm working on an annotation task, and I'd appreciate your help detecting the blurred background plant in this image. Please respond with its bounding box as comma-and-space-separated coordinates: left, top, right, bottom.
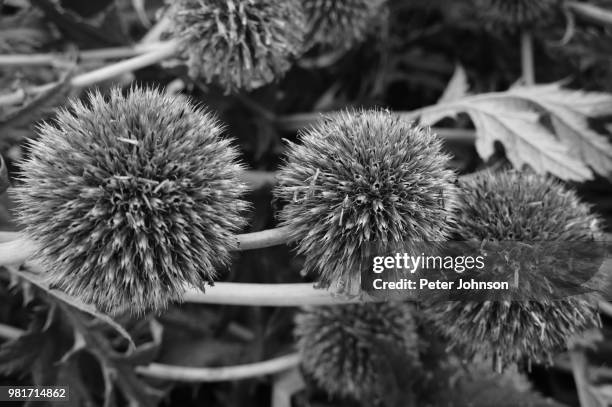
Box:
2, 0, 612, 406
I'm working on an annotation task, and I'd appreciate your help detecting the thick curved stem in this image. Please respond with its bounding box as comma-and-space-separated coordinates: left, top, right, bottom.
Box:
184, 283, 369, 306
135, 353, 300, 382
237, 226, 292, 251
0, 226, 294, 266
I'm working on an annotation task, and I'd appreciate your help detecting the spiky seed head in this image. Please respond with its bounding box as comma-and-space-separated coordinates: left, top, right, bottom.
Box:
472, 0, 560, 30
13, 87, 249, 315
303, 0, 387, 50
164, 0, 306, 93
425, 171, 603, 371
274, 109, 458, 296
295, 302, 420, 402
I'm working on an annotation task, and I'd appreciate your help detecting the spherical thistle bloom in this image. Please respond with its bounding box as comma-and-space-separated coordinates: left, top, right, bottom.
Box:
303, 0, 387, 50
295, 302, 420, 402
274, 109, 459, 296
425, 171, 604, 371
472, 0, 561, 30
13, 87, 249, 315
164, 0, 306, 93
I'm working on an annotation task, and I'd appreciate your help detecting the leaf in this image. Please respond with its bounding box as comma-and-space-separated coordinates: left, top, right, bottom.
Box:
6, 266, 134, 349
0, 280, 166, 407
0, 9, 53, 53
0, 304, 69, 385
509, 84, 612, 178
438, 64, 470, 104
59, 307, 166, 407
425, 359, 568, 407
419, 84, 612, 181
0, 72, 75, 142
0, 330, 45, 376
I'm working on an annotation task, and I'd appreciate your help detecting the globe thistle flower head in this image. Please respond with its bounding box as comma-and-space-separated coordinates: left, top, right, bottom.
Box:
275, 109, 459, 296
303, 0, 388, 50
164, 0, 306, 93
426, 171, 603, 371
13, 87, 249, 315
295, 302, 419, 402
473, 0, 561, 31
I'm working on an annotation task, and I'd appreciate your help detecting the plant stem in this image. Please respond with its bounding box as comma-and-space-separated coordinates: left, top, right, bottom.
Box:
569, 349, 600, 407
0, 43, 165, 67
0, 323, 23, 340
0, 226, 294, 267
135, 353, 300, 382
272, 368, 305, 407
71, 41, 179, 88
521, 31, 536, 86
0, 40, 180, 107
184, 283, 372, 306
0, 319, 299, 383
566, 1, 612, 27
238, 170, 277, 189
237, 226, 293, 250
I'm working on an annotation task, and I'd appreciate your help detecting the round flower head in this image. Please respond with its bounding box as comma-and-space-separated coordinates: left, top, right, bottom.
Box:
295, 302, 419, 402
164, 0, 306, 92
425, 171, 603, 371
275, 109, 458, 296
13, 87, 249, 315
472, 0, 560, 30
303, 0, 387, 50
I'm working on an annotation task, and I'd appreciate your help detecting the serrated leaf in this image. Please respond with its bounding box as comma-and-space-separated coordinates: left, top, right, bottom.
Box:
438, 64, 470, 104
0, 10, 53, 53
425, 358, 568, 407
59, 307, 165, 407
2, 272, 166, 407
0, 71, 74, 133
0, 331, 44, 376
418, 84, 612, 181
6, 266, 134, 348
509, 84, 612, 178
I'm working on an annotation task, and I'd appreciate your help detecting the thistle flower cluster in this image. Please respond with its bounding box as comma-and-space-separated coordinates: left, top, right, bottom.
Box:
425, 171, 603, 370
13, 87, 249, 315
295, 302, 419, 402
303, 0, 387, 50
164, 0, 306, 92
472, 0, 560, 31
275, 109, 458, 296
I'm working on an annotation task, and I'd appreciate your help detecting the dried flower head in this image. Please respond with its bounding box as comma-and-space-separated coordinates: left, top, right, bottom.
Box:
14, 87, 249, 315
472, 0, 560, 30
275, 109, 458, 296
426, 171, 603, 370
295, 302, 419, 402
164, 0, 306, 92
303, 0, 387, 50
